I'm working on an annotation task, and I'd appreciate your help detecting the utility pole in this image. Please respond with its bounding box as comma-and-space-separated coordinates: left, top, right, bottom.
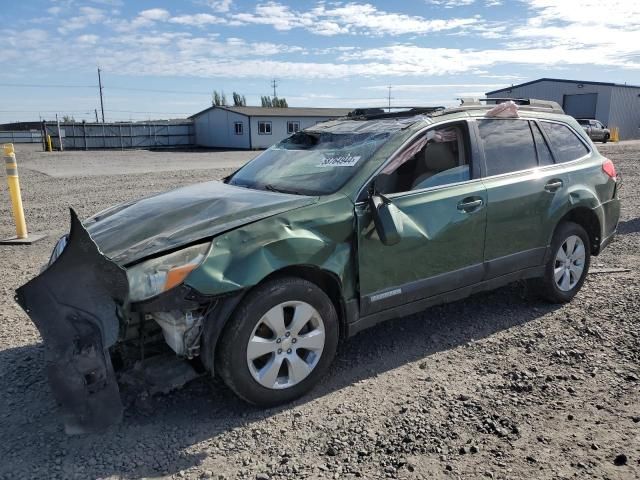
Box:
387, 86, 393, 112
97, 67, 105, 123
94, 109, 99, 123
271, 78, 278, 98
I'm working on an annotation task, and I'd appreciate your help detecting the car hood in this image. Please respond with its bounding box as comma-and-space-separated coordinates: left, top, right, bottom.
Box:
84, 181, 317, 265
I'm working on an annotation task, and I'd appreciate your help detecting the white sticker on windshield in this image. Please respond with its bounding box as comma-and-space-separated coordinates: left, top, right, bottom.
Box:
317, 153, 361, 167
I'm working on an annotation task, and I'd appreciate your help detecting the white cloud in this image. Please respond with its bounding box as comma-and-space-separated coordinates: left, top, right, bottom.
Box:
58, 6, 106, 34
113, 8, 170, 31
169, 13, 225, 26
77, 33, 99, 44
206, 0, 233, 12
138, 8, 170, 21
507, 0, 640, 62
428, 0, 476, 8
232, 2, 477, 36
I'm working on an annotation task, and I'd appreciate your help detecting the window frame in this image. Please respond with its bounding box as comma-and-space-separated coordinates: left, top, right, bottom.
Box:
473, 117, 592, 180
475, 118, 540, 178
530, 120, 556, 166
355, 119, 482, 203
258, 121, 272, 135
287, 121, 300, 134
536, 119, 592, 165
234, 122, 244, 135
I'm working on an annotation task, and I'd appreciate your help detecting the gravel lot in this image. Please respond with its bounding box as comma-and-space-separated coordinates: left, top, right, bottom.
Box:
1, 143, 638, 480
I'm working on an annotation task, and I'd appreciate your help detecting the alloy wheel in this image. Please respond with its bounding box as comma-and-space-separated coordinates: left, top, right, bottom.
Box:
554, 235, 586, 291
246, 301, 325, 389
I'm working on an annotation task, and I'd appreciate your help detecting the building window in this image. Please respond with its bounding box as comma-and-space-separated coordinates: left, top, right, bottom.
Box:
287, 121, 300, 134
234, 122, 243, 135
258, 121, 272, 135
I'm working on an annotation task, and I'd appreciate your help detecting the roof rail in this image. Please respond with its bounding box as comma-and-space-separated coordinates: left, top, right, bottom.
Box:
347, 106, 445, 120
454, 97, 564, 114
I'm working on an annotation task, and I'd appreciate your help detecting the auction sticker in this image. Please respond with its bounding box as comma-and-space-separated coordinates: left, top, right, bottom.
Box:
317, 153, 361, 167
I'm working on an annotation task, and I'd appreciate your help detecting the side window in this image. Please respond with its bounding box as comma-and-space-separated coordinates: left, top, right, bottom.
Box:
477, 119, 537, 176
540, 122, 589, 163
234, 122, 243, 135
531, 122, 554, 166
378, 122, 471, 194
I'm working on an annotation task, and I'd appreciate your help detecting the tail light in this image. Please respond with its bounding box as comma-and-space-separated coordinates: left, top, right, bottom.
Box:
602, 158, 616, 179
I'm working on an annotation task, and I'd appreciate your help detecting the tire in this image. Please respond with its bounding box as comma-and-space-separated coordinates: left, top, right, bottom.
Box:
528, 221, 591, 303
215, 277, 339, 406
603, 134, 609, 144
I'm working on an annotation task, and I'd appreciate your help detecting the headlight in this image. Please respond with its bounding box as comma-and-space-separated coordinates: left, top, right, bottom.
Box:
127, 242, 210, 302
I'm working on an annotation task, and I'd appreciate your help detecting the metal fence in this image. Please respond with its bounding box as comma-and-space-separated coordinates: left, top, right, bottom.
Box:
43, 121, 195, 150
0, 131, 43, 144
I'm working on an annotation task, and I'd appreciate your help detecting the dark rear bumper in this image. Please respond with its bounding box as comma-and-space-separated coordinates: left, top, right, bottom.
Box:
15, 209, 129, 434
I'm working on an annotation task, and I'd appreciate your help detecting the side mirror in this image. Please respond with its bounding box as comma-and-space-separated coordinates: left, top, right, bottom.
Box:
369, 194, 403, 246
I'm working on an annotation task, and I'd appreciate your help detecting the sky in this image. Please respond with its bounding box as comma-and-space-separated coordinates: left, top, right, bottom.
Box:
1, 0, 639, 123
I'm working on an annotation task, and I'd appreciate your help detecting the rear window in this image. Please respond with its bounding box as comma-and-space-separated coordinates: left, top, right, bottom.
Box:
477, 119, 537, 176
540, 122, 589, 163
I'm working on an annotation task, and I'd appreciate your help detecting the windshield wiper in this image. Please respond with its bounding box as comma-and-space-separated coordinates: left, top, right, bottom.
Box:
263, 184, 303, 195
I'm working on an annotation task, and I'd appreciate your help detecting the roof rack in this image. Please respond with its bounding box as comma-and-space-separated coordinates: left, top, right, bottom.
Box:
346, 106, 445, 120
448, 97, 564, 114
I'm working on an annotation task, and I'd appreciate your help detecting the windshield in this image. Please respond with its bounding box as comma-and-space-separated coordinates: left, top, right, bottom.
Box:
228, 130, 392, 195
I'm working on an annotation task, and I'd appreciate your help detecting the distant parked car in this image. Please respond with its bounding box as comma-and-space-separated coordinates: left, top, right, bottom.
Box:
17, 99, 620, 434
577, 119, 610, 143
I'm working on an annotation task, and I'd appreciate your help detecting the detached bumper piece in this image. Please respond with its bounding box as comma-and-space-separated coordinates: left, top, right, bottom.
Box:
16, 209, 129, 434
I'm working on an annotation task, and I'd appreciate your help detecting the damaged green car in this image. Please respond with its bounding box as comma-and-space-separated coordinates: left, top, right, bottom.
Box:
16, 100, 620, 433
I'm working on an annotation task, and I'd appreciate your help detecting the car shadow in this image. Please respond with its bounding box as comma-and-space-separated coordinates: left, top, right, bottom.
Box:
617, 217, 640, 235
1, 284, 560, 479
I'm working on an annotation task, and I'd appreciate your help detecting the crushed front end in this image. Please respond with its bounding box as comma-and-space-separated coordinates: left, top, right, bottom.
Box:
15, 210, 218, 434
15, 210, 128, 434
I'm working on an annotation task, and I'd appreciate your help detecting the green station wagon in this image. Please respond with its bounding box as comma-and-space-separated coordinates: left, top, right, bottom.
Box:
17, 99, 620, 433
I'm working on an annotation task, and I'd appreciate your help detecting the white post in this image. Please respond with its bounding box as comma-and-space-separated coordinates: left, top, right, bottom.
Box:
56, 114, 63, 151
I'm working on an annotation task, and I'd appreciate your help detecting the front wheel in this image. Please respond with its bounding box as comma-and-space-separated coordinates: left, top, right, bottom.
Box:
603, 134, 610, 144
215, 277, 339, 406
528, 221, 591, 303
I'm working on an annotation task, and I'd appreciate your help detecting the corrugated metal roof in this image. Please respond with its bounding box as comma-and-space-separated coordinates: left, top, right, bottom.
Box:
486, 78, 640, 95
190, 105, 353, 118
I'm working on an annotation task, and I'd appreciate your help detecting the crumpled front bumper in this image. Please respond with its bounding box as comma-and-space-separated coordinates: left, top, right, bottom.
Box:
15, 209, 129, 434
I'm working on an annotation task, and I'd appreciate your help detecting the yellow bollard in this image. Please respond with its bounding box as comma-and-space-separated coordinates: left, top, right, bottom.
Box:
3, 144, 28, 238
1, 144, 45, 245
611, 127, 620, 143
46, 135, 52, 152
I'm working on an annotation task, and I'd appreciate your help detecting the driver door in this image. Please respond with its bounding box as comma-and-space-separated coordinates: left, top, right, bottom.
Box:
356, 121, 487, 316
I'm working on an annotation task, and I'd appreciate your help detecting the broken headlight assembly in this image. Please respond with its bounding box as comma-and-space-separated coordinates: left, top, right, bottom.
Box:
126, 242, 211, 302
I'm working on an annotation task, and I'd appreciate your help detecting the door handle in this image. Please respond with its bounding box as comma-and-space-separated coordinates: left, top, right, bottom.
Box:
544, 180, 564, 192
457, 198, 484, 212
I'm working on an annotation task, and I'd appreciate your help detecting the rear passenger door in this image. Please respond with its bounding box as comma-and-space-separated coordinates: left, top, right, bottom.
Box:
477, 118, 568, 279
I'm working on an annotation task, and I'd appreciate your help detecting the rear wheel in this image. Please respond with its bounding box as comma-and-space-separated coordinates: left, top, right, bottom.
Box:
215, 277, 339, 406
528, 221, 591, 303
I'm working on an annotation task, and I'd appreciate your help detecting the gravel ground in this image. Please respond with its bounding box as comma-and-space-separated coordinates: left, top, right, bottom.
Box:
0, 143, 638, 480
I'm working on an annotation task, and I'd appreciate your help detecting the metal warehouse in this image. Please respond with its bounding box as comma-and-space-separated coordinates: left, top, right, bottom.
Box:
486, 78, 640, 140
190, 106, 352, 149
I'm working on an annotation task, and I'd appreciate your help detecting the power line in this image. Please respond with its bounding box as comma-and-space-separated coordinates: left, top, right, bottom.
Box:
0, 83, 95, 88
